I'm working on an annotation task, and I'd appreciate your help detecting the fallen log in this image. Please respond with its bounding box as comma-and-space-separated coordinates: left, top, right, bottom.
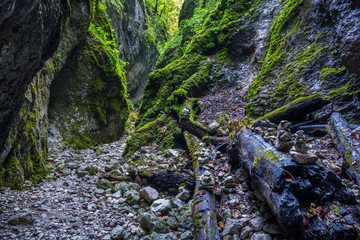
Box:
184, 132, 220, 240
180, 119, 208, 139
290, 113, 331, 131
130, 168, 196, 194
294, 124, 359, 132
328, 112, 360, 185
193, 164, 220, 240
99, 173, 130, 182
231, 128, 359, 239
258, 93, 330, 124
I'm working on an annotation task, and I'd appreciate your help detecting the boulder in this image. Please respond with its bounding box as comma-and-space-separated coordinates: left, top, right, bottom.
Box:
140, 186, 159, 203
222, 218, 248, 236
151, 199, 171, 215
111, 225, 124, 240
8, 211, 35, 226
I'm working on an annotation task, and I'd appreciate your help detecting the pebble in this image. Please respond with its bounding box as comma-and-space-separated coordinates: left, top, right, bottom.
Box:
250, 232, 272, 240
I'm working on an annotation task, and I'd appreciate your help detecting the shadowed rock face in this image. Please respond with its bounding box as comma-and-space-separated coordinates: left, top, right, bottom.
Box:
0, 0, 92, 188
0, 0, 67, 154
106, 0, 158, 106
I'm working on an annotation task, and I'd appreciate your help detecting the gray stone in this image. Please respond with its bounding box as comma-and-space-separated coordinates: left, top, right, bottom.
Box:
138, 213, 153, 232
152, 233, 175, 240
250, 232, 272, 240
176, 187, 190, 202
95, 189, 105, 195
65, 162, 79, 169
96, 179, 113, 190
240, 226, 253, 239
234, 168, 249, 182
164, 149, 180, 158
151, 199, 171, 215
140, 215, 170, 234
172, 198, 185, 209
166, 217, 178, 230
180, 230, 193, 240
233, 234, 241, 240
77, 171, 89, 178
290, 150, 317, 164
208, 121, 220, 133
180, 105, 192, 119
114, 182, 141, 194
263, 224, 282, 235
125, 190, 140, 206
250, 216, 265, 231
275, 140, 293, 152
140, 186, 159, 203
82, 164, 99, 175
223, 218, 248, 236
112, 191, 122, 198
111, 225, 124, 240
8, 211, 35, 226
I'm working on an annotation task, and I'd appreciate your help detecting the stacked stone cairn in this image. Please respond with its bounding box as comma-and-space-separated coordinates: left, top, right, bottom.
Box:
290, 130, 317, 164
251, 120, 277, 145
275, 120, 293, 152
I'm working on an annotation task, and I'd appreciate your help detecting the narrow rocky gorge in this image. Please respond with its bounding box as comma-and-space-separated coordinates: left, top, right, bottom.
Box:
1, 0, 360, 239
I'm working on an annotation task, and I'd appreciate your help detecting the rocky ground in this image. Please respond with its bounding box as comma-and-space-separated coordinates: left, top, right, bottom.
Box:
0, 138, 194, 240
0, 126, 289, 240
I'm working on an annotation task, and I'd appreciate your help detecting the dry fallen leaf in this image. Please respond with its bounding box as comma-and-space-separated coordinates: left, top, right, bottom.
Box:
218, 221, 225, 229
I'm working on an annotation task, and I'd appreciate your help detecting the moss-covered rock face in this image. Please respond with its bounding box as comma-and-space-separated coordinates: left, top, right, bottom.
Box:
246, 0, 360, 121
124, 0, 255, 156
0, 0, 92, 189
126, 0, 360, 156
0, 0, 71, 156
49, 0, 130, 150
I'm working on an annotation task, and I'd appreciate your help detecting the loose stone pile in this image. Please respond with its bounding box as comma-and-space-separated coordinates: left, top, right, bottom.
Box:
0, 139, 194, 240
210, 149, 288, 240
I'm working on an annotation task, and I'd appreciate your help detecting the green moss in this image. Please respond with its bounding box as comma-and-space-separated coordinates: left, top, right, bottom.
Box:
218, 114, 225, 125
123, 114, 185, 157
222, 112, 231, 121
1, 156, 25, 189
64, 135, 98, 150
253, 148, 282, 168
62, 0, 129, 149
320, 66, 346, 79
258, 93, 325, 121
246, 0, 329, 119
344, 149, 356, 167
328, 79, 360, 99
84, 11, 129, 126
136, 54, 207, 128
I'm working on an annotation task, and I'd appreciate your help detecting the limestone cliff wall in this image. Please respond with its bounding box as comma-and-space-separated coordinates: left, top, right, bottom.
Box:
0, 0, 92, 188
106, 0, 158, 106
0, 0, 70, 161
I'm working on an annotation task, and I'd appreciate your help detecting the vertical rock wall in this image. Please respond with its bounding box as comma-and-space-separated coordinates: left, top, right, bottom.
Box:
1, 0, 158, 188
0, 0, 92, 188
0, 0, 69, 160
106, 0, 158, 106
